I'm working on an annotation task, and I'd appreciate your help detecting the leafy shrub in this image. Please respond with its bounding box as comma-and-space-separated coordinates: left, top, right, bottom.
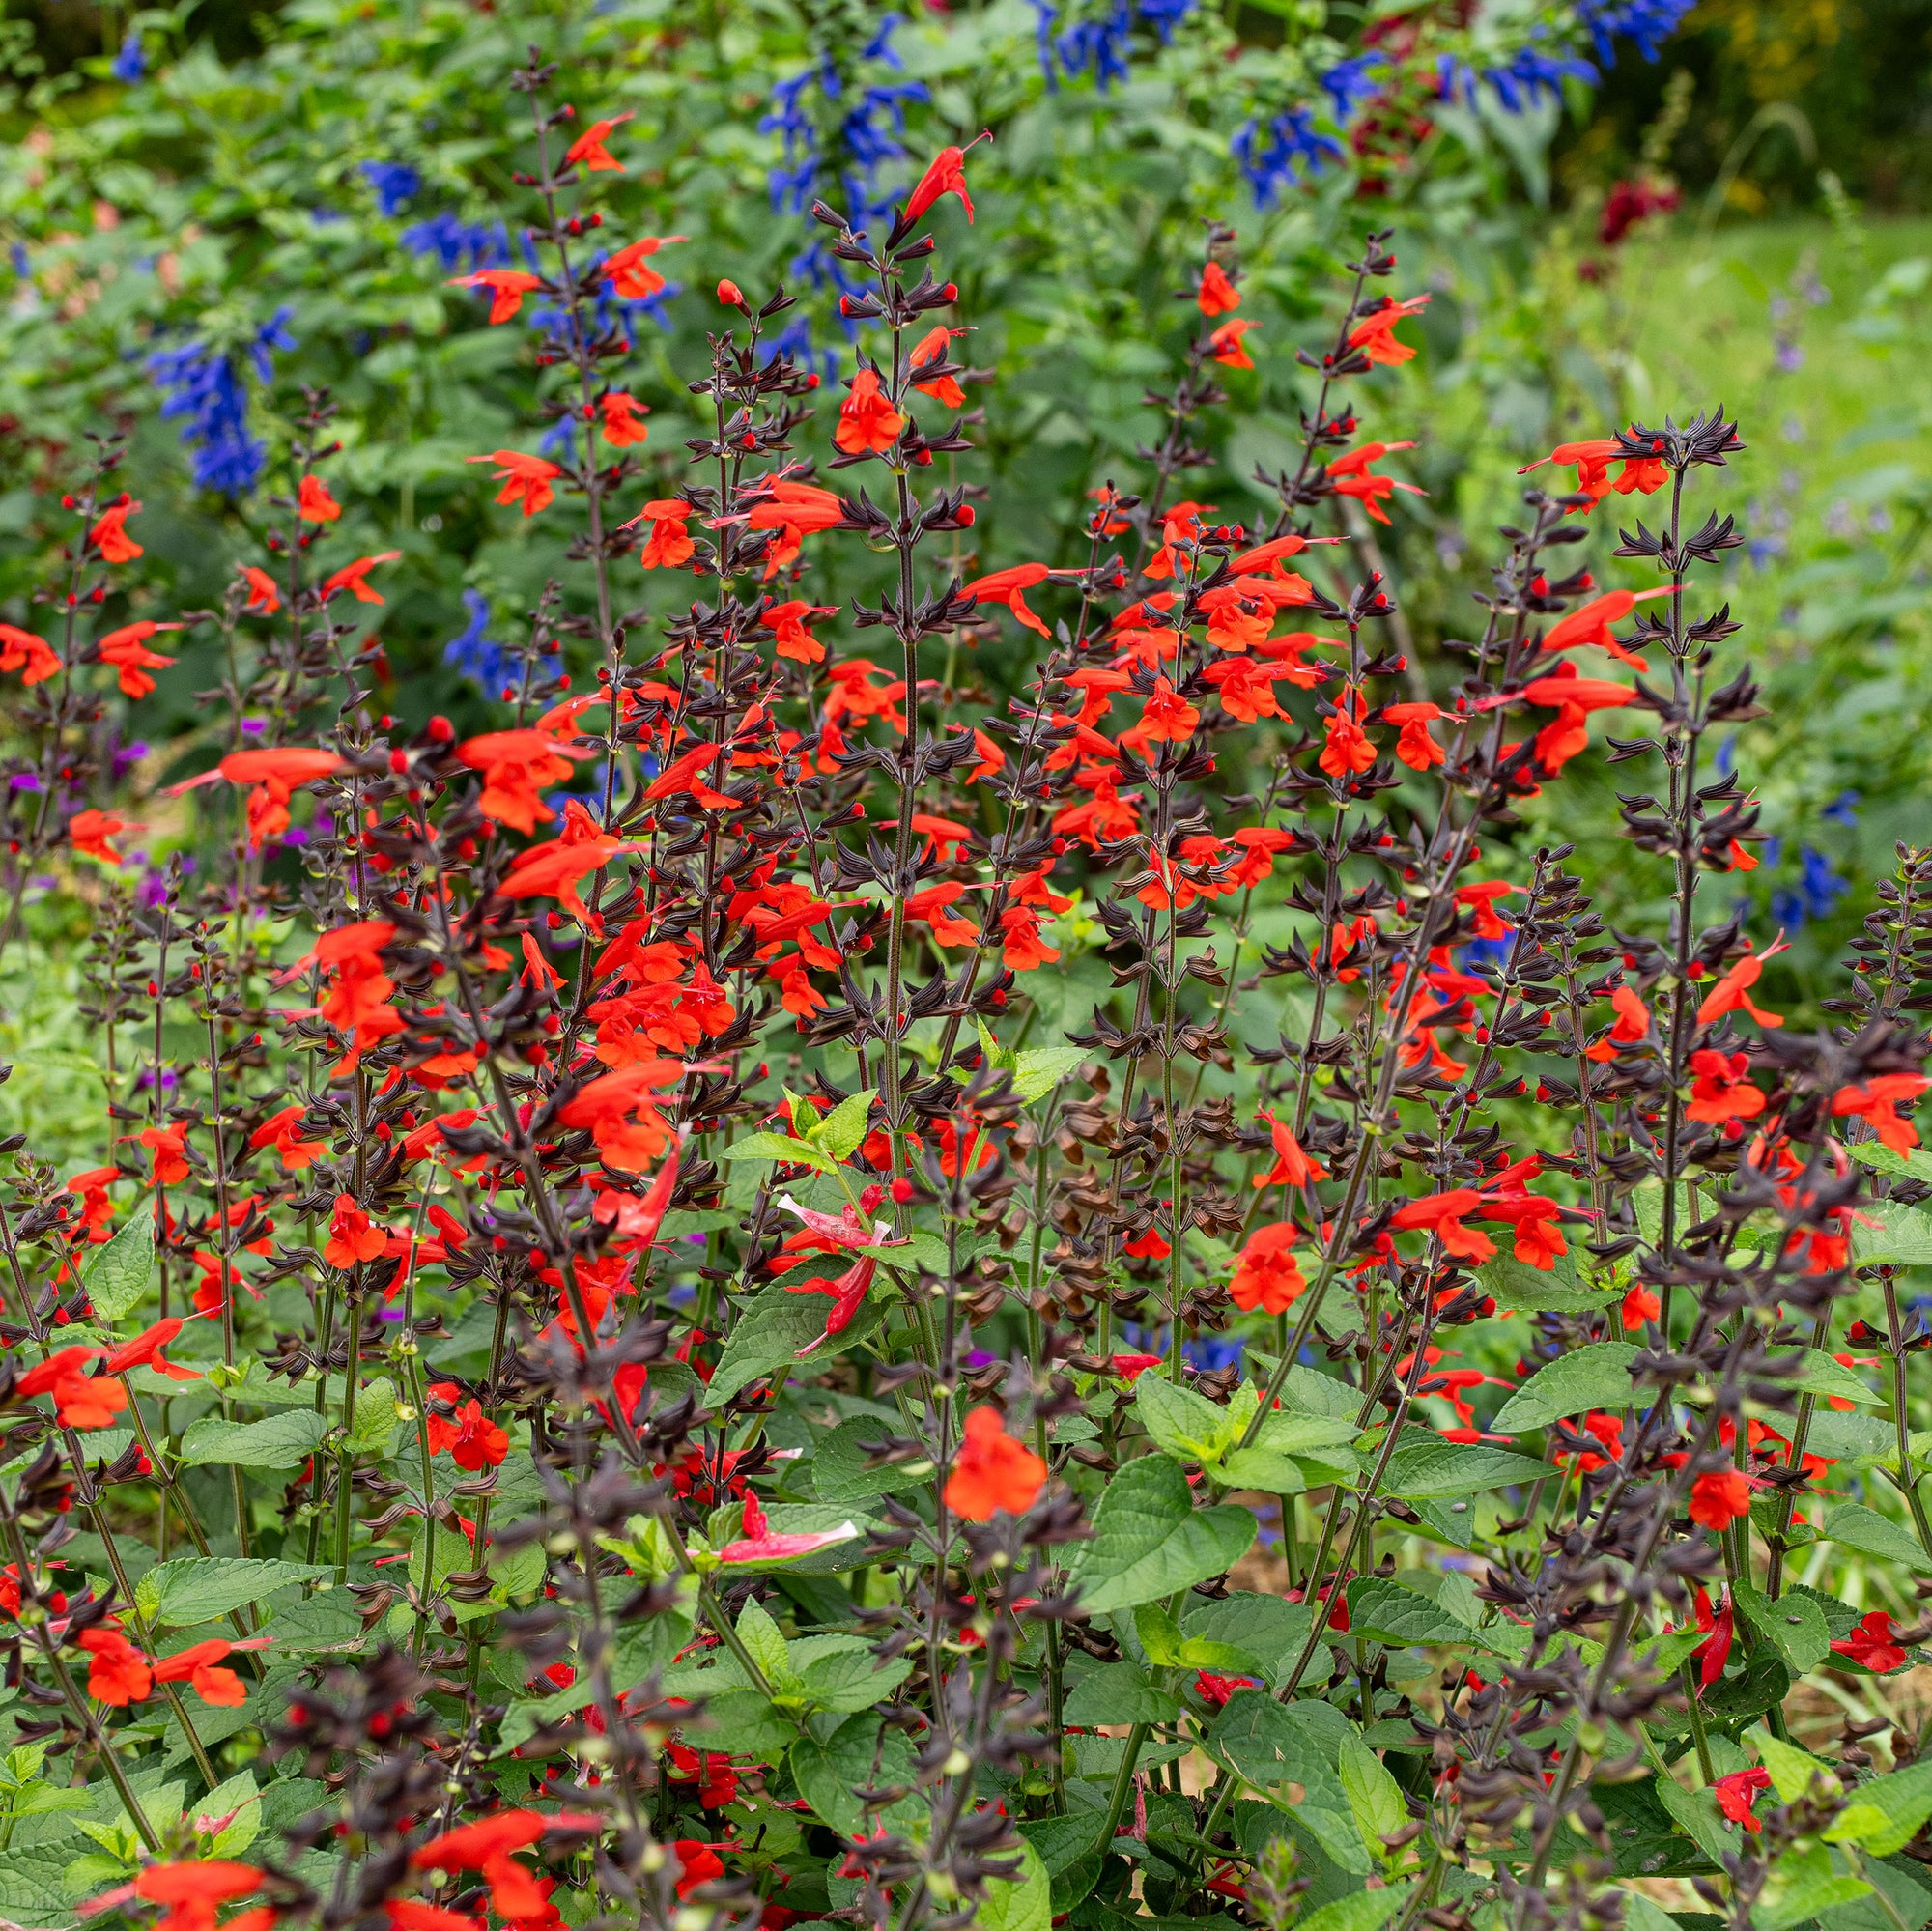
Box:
0, 35, 1930, 1931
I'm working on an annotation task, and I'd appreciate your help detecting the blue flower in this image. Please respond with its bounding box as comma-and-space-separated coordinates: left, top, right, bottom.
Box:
1029, 0, 1194, 85
443, 590, 518, 700
400, 213, 510, 272
146, 310, 296, 497
1438, 42, 1597, 112
1573, 0, 1695, 64
537, 413, 578, 463
1771, 843, 1852, 929
1234, 108, 1345, 206
110, 30, 145, 84
10, 242, 29, 281
359, 161, 421, 216
1822, 789, 1861, 826
1320, 53, 1388, 121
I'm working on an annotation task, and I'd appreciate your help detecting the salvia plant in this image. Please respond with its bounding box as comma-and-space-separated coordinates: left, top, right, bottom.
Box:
1, 44, 1931, 1931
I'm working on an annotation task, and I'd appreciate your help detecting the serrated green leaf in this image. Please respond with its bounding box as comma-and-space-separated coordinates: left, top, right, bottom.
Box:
810, 1417, 930, 1505
1755, 1842, 1870, 1931
1062, 1454, 1256, 1613
976, 1838, 1049, 1931
1180, 1592, 1310, 1683
1824, 1759, 1932, 1858
1380, 1439, 1548, 1499
1489, 1343, 1638, 1433
815, 1088, 877, 1163
1347, 1577, 1469, 1649
1214, 1446, 1309, 1492
136, 1556, 327, 1628
1209, 1690, 1369, 1873
1853, 1202, 1932, 1266
83, 1213, 154, 1322
1801, 1349, 1884, 1406
791, 1717, 918, 1838
1475, 1255, 1609, 1315
1655, 1774, 1730, 1864
1135, 1374, 1241, 1462
180, 1409, 331, 1469
1297, 1890, 1412, 1931
197, 1770, 261, 1855
1012, 1045, 1086, 1101
708, 1289, 886, 1404
737, 1597, 793, 1689
1062, 1661, 1180, 1726
795, 1647, 913, 1714
721, 1131, 835, 1170
1826, 1501, 1931, 1570
1339, 1733, 1406, 1863
1751, 1727, 1840, 1805
1735, 1577, 1831, 1675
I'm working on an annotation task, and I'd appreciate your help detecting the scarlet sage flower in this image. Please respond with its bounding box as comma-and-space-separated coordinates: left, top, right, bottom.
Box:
297, 474, 342, 523
499, 803, 647, 929
963, 562, 1052, 637
834, 367, 905, 456
741, 477, 845, 574
448, 270, 544, 323
459, 728, 591, 834
1712, 1767, 1771, 1832
68, 809, 130, 864
1325, 441, 1425, 525
1380, 701, 1444, 770
760, 600, 837, 664
1537, 586, 1678, 670
1519, 435, 1667, 508
1831, 1073, 1928, 1152
131, 1860, 265, 1931
1391, 1189, 1495, 1264
424, 1383, 510, 1469
89, 497, 144, 561
321, 552, 401, 605
20, 1345, 126, 1429
1209, 319, 1258, 368
104, 1316, 201, 1380
717, 1489, 858, 1563
1136, 677, 1199, 743
249, 1103, 327, 1171
600, 235, 687, 299
999, 905, 1060, 973
1347, 292, 1431, 365
77, 1624, 151, 1702
1622, 1284, 1662, 1330
1696, 946, 1785, 1029
564, 111, 633, 170
412, 1811, 599, 1920
138, 1122, 192, 1183
1832, 1610, 1909, 1673
598, 392, 649, 446
1688, 1467, 1753, 1531
154, 1636, 250, 1706
467, 450, 563, 518
166, 746, 348, 847
389, 1904, 484, 1931
944, 1406, 1046, 1520
1253, 1111, 1327, 1188
1230, 1223, 1306, 1315
1686, 1049, 1763, 1124
1320, 709, 1377, 777
97, 621, 182, 699
908, 326, 967, 405
0, 623, 62, 684
631, 498, 696, 570
325, 1194, 387, 1268
237, 564, 281, 612
1197, 261, 1239, 315
556, 1063, 681, 1173
903, 138, 984, 225
313, 921, 405, 1065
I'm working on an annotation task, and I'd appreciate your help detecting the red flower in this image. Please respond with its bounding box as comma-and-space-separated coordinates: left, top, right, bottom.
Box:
601, 235, 687, 299
136, 1121, 191, 1183
1391, 1189, 1495, 1264
564, 112, 633, 171
834, 367, 905, 456
598, 391, 650, 447
238, 564, 281, 612
1325, 441, 1425, 525
1712, 1766, 1771, 1832
909, 326, 967, 405
1697, 947, 1785, 1030
425, 1387, 509, 1471
154, 1637, 248, 1706
1519, 436, 1667, 511
1621, 1284, 1661, 1330
671, 1841, 725, 1899
297, 475, 342, 523
1686, 1049, 1764, 1124
321, 552, 401, 606
1831, 1074, 1927, 1153
1194, 1671, 1261, 1708
632, 498, 696, 570
1689, 1468, 1753, 1532
0, 622, 62, 684
133, 1860, 265, 1931
459, 729, 591, 834
19, 1346, 125, 1428
1197, 261, 1239, 316
1208, 319, 1258, 368
964, 561, 1052, 637
448, 270, 544, 323
98, 620, 183, 698
103, 1316, 201, 1381
77, 1625, 152, 1704
69, 809, 130, 864
324, 1195, 386, 1269
1347, 293, 1431, 366
1832, 1610, 1909, 1674
998, 905, 1060, 973
944, 1406, 1046, 1521
1253, 1110, 1327, 1189
89, 497, 144, 561
467, 450, 563, 518
1230, 1223, 1307, 1315
250, 1104, 327, 1172
1381, 701, 1444, 770
1537, 586, 1675, 670
904, 140, 982, 225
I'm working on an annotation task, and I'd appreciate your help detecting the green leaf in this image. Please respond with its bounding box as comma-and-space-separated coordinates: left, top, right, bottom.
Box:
1214, 1447, 1308, 1493
1734, 1578, 1831, 1676
1209, 1690, 1370, 1873
1825, 1759, 1932, 1858
1380, 1439, 1548, 1499
815, 1089, 877, 1163
976, 1837, 1050, 1931
1825, 1502, 1931, 1571
737, 1598, 793, 1689
1338, 1733, 1406, 1862
1135, 1375, 1241, 1462
721, 1132, 835, 1170
811, 1417, 931, 1504
348, 1377, 398, 1456
1757, 1843, 1872, 1931
791, 1717, 917, 1838
1180, 1593, 1312, 1684
1251, 1411, 1364, 1456
1802, 1350, 1883, 1406
1751, 1727, 1841, 1805
1346, 1578, 1469, 1649
1012, 1045, 1087, 1102
699, 1689, 799, 1757
1614, 1890, 1686, 1931
1475, 1255, 1610, 1315
198, 1770, 262, 1856
1062, 1662, 1181, 1726
1853, 1202, 1932, 1266
1488, 1343, 1638, 1434
136, 1556, 327, 1627
1849, 1141, 1932, 1184
795, 1648, 914, 1714
1062, 1454, 1256, 1614
1297, 1891, 1411, 1931
83, 1213, 154, 1322
180, 1408, 331, 1469
1655, 1774, 1730, 1865
708, 1290, 885, 1405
